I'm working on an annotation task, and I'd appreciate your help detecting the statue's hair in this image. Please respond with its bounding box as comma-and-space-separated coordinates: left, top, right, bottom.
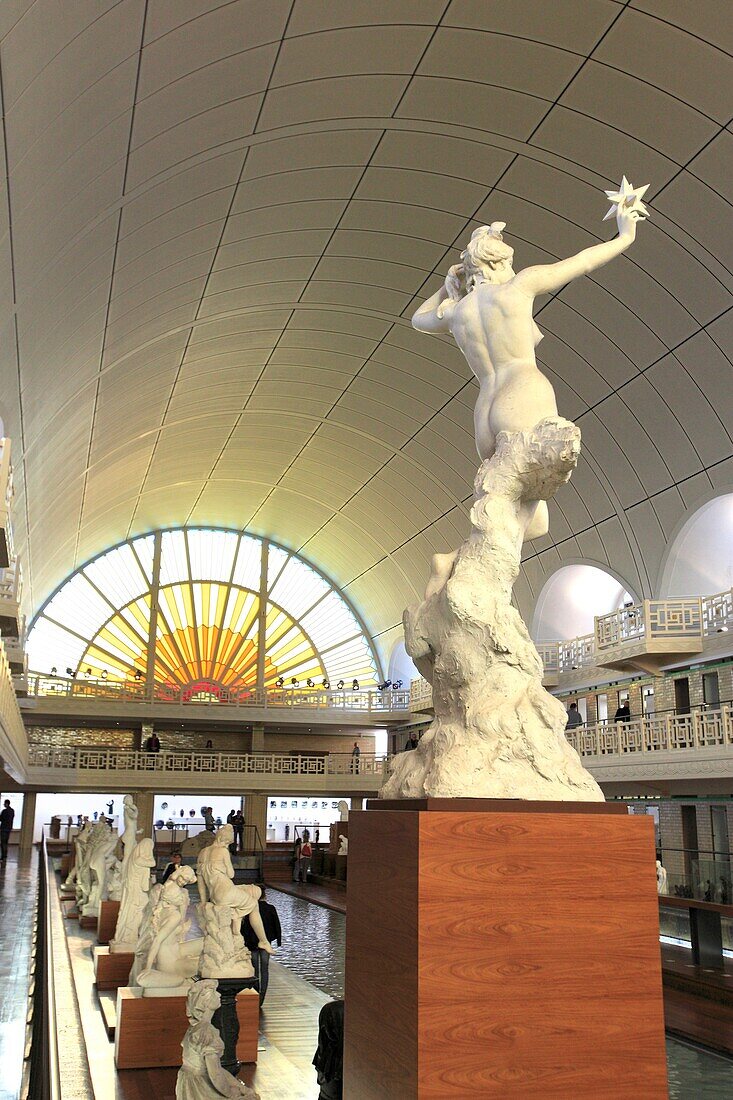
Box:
461, 222, 514, 276
188, 978, 220, 1016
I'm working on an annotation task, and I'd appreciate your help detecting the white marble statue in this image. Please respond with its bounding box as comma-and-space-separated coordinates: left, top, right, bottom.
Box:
176, 980, 260, 1099
199, 901, 254, 979
137, 866, 203, 997
197, 826, 273, 956
82, 823, 119, 918
77, 820, 112, 913
110, 837, 155, 953
119, 793, 140, 868
337, 835, 348, 856
129, 882, 163, 986
337, 800, 349, 822
381, 179, 648, 801
656, 860, 668, 895
106, 855, 123, 902
63, 819, 92, 891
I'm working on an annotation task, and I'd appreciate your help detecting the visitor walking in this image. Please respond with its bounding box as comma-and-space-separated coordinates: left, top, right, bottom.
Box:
233, 809, 244, 852
351, 741, 361, 773
0, 799, 14, 861
241, 885, 281, 1004
292, 836, 302, 881
313, 999, 344, 1099
203, 806, 216, 832
565, 702, 583, 729
301, 837, 313, 882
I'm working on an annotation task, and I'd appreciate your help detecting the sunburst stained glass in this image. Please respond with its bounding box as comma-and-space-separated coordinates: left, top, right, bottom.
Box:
27, 529, 379, 692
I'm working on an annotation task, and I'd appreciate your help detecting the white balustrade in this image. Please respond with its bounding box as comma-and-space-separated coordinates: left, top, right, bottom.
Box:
595, 603, 646, 649
702, 588, 733, 636
535, 642, 559, 674
26, 744, 390, 780
557, 634, 595, 673
0, 438, 13, 569
410, 677, 433, 710
566, 705, 733, 761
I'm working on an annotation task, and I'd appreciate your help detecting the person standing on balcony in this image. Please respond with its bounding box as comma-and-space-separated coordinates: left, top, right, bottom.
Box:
351, 741, 361, 773
0, 799, 14, 861
146, 731, 161, 753
565, 702, 583, 730
614, 702, 631, 723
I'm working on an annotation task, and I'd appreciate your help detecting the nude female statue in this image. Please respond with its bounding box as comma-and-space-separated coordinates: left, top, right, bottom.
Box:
412, 201, 642, 539
196, 825, 273, 954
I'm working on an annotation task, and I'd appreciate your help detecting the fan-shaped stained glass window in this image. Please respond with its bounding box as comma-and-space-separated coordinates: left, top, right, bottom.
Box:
27, 530, 379, 695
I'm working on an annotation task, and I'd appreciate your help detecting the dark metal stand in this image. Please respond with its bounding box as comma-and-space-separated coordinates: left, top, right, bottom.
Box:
212, 976, 258, 1075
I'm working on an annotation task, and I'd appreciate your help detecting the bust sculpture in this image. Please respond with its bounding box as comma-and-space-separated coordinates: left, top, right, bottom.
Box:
197, 826, 273, 956
137, 866, 203, 996
110, 837, 155, 953
382, 180, 647, 800
176, 980, 259, 1098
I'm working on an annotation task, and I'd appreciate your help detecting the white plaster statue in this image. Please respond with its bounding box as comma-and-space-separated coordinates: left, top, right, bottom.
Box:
411, 184, 647, 542
129, 882, 162, 986
337, 835, 348, 856
199, 902, 254, 979
138, 866, 203, 997
63, 819, 92, 891
197, 826, 273, 956
77, 820, 112, 913
110, 837, 155, 953
106, 856, 123, 902
176, 980, 259, 1099
119, 793, 140, 868
82, 823, 119, 918
656, 860, 668, 896
382, 181, 647, 801
337, 800, 349, 822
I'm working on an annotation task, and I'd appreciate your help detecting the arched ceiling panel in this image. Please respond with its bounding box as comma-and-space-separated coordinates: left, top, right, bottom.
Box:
0, 0, 729, 667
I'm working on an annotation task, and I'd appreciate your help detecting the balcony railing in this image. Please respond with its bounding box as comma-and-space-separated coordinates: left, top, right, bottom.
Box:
25, 673, 411, 713
27, 745, 391, 778
564, 704, 733, 759
0, 438, 14, 569
409, 677, 434, 711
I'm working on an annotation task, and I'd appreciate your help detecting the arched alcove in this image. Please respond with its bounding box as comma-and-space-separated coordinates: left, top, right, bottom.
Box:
531, 564, 636, 642
660, 494, 733, 598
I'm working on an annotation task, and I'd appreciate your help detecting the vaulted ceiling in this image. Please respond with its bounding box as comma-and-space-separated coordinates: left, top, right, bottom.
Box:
0, 0, 730, 668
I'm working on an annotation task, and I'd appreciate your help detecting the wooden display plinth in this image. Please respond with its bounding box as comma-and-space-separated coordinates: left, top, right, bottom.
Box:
345, 799, 668, 1098
60, 854, 72, 877
97, 900, 120, 945
115, 987, 259, 1069
94, 946, 133, 991
79, 914, 97, 929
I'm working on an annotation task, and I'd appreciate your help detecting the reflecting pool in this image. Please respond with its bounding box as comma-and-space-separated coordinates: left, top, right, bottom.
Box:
269, 889, 733, 1094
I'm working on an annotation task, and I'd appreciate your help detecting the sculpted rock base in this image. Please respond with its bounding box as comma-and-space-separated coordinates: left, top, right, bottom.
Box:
381, 418, 603, 802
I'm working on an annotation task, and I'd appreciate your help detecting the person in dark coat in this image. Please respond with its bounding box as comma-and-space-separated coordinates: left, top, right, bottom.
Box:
0, 800, 14, 861
241, 885, 282, 1004
313, 999, 344, 1099
160, 852, 182, 883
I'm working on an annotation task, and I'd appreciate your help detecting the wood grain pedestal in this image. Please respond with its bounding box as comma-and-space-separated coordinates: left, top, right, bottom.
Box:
345, 799, 668, 1099
115, 987, 260, 1069
94, 946, 133, 990
79, 914, 97, 929
97, 899, 120, 944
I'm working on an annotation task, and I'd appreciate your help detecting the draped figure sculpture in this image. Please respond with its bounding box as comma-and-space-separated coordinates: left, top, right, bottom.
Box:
119, 794, 140, 867
129, 882, 163, 986
110, 837, 155, 953
63, 818, 92, 891
196, 826, 273, 955
176, 980, 259, 1099
76, 820, 112, 913
382, 181, 648, 800
137, 866, 203, 996
82, 822, 119, 918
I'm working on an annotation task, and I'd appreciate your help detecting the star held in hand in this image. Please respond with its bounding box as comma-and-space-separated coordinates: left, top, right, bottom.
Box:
603, 175, 650, 221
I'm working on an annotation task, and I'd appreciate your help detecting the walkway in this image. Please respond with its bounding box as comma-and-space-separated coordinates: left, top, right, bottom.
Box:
271, 879, 346, 914
0, 852, 35, 1100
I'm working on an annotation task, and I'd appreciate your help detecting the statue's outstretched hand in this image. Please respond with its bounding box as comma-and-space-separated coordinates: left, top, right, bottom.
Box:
616, 204, 640, 241
444, 262, 465, 300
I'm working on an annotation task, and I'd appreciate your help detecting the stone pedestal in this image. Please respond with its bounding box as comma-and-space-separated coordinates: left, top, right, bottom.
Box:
94, 946, 133, 990
344, 800, 668, 1098
114, 986, 259, 1069
212, 977, 259, 1074
97, 900, 120, 945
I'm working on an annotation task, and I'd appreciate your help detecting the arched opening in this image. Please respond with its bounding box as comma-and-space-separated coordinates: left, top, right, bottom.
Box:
388, 639, 418, 690
531, 564, 636, 642
660, 494, 733, 598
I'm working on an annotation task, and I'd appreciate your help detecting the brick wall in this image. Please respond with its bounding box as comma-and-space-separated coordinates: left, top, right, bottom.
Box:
27, 726, 137, 749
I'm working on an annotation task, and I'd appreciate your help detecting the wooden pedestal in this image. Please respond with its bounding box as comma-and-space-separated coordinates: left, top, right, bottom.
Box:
60, 854, 72, 877
94, 946, 133, 990
79, 914, 97, 929
97, 900, 120, 945
115, 987, 259, 1069
345, 799, 668, 1098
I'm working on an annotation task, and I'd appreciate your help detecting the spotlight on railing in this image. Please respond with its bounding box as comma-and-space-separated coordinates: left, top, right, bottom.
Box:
276, 677, 284, 688
306, 678, 314, 688
352, 679, 360, 690
322, 678, 330, 689
291, 677, 299, 687
337, 679, 345, 690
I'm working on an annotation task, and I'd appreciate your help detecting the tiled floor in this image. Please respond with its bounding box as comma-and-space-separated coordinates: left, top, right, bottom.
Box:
0, 851, 35, 1100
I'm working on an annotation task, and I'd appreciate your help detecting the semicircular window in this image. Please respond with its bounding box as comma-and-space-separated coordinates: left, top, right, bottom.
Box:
27, 529, 378, 695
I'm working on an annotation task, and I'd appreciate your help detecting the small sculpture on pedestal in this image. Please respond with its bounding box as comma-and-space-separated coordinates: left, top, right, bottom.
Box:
119, 794, 141, 868
337, 835, 348, 856
110, 837, 155, 953
382, 180, 648, 800
197, 826, 273, 957
137, 866, 202, 996
656, 860, 668, 895
77, 820, 113, 914
129, 882, 163, 986
82, 822, 119, 918
199, 902, 254, 979
176, 980, 259, 1099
